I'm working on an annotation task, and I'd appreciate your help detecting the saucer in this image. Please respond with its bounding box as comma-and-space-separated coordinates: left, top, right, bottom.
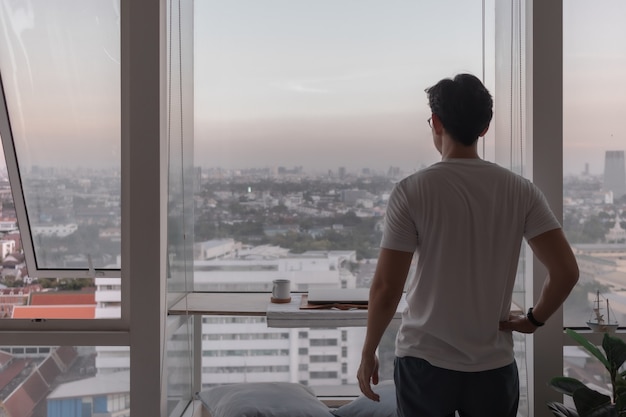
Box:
270, 296, 292, 304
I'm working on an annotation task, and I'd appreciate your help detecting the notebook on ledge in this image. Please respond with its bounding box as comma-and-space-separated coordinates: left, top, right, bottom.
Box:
307, 288, 370, 305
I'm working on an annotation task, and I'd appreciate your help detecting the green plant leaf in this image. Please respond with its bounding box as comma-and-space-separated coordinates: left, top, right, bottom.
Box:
550, 377, 589, 396
567, 328, 610, 370
572, 386, 615, 417
603, 333, 626, 374
579, 406, 619, 417
547, 401, 580, 417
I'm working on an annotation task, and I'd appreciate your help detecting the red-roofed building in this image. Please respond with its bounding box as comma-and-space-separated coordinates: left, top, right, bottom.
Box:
30, 292, 95, 306
11, 306, 95, 319
0, 351, 13, 368
11, 290, 96, 319
23, 371, 51, 404
53, 346, 78, 372
0, 359, 28, 392
0, 347, 79, 417
3, 384, 37, 417
37, 357, 61, 386
0, 285, 43, 318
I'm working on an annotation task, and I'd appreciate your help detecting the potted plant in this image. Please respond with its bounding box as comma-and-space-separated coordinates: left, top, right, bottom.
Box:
547, 328, 626, 417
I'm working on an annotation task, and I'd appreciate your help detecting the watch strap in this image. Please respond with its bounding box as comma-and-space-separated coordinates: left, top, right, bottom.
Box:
527, 307, 545, 327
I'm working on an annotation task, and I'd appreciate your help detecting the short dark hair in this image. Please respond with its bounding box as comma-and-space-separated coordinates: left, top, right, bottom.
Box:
425, 73, 493, 146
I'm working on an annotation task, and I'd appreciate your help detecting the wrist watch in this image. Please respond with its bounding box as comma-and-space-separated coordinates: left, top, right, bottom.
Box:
527, 307, 545, 327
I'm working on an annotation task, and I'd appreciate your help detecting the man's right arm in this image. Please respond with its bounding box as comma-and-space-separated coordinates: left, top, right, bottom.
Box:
500, 228, 579, 333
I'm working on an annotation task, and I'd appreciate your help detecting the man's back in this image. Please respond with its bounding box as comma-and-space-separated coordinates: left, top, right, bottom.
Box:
382, 159, 560, 371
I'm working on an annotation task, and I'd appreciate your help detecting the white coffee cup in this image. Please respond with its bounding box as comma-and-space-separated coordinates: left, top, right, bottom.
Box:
272, 279, 291, 300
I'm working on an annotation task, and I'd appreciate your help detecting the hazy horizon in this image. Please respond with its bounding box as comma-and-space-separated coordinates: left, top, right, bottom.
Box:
0, 1, 625, 177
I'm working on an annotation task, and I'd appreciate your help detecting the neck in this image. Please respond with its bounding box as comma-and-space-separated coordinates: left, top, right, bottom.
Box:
440, 135, 481, 160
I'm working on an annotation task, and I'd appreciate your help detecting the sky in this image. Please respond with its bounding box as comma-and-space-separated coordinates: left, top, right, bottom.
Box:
193, 0, 486, 173
0, 1, 625, 175
563, 1, 626, 175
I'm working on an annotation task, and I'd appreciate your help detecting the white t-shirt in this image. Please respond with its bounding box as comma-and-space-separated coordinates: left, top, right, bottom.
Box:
381, 159, 561, 372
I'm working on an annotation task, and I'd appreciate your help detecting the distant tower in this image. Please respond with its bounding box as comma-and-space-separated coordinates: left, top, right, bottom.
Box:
603, 151, 626, 201
605, 214, 626, 243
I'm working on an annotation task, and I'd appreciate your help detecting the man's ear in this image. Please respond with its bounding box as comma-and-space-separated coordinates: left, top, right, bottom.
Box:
432, 114, 444, 134
479, 124, 490, 137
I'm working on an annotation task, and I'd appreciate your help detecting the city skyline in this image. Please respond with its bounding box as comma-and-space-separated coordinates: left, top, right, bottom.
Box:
0, 145, 624, 177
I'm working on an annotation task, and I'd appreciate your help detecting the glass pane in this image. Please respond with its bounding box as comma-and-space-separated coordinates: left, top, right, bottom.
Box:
0, 132, 121, 319
167, 0, 194, 295
193, 0, 492, 292
165, 0, 195, 411
166, 316, 194, 415
0, 0, 121, 272
200, 316, 384, 393
563, 0, 626, 328
0, 345, 129, 417
561, 345, 613, 411
0, 274, 121, 320
200, 316, 529, 413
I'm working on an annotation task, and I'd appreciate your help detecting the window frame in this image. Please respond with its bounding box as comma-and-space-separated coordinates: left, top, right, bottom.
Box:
0, 4, 122, 281
0, 0, 174, 415
526, 1, 567, 415
0, 2, 613, 417
0, 68, 129, 334
0, 0, 163, 415
0, 1, 129, 333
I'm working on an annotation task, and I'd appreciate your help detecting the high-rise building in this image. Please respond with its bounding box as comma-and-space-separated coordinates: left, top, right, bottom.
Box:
603, 150, 626, 200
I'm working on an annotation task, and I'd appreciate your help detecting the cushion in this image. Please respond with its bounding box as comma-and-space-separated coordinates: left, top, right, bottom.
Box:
331, 381, 397, 417
196, 382, 333, 417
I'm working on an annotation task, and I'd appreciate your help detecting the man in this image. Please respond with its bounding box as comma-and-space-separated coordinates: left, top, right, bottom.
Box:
357, 73, 579, 417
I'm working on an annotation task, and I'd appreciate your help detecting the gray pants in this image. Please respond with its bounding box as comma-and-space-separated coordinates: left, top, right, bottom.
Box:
394, 357, 519, 417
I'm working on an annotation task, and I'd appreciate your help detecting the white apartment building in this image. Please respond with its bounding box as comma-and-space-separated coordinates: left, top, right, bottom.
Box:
95, 247, 368, 393
94, 277, 126, 374
31, 223, 78, 238
197, 315, 366, 393
0, 220, 18, 233
0, 239, 15, 260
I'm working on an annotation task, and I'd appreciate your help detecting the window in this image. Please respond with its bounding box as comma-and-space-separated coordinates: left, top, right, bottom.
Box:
562, 0, 626, 329
0, 0, 121, 280
190, 0, 498, 401
0, 0, 181, 415
0, 345, 130, 416
310, 339, 338, 347
310, 355, 338, 363
310, 371, 338, 379
560, 3, 626, 408
192, 0, 493, 293
0, 1, 581, 416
